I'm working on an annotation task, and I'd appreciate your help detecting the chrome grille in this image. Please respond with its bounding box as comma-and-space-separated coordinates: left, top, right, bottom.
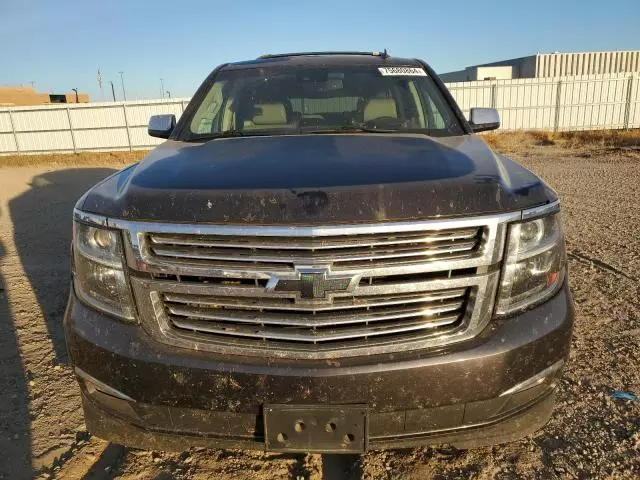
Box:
145, 227, 483, 271
161, 287, 469, 345
115, 213, 515, 359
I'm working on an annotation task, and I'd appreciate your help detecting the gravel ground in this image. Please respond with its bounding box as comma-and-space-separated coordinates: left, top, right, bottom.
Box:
0, 143, 638, 479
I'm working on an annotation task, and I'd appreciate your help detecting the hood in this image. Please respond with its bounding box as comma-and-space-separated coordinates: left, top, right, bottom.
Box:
81, 134, 556, 224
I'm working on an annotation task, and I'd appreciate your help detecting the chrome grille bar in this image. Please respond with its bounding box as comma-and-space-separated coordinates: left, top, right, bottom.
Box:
162, 288, 467, 312
148, 227, 480, 249
167, 306, 463, 329
149, 239, 479, 264
164, 295, 466, 328
170, 313, 463, 343
116, 212, 515, 280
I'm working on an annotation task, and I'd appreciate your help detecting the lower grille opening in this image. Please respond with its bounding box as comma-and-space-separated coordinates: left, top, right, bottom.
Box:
160, 288, 470, 349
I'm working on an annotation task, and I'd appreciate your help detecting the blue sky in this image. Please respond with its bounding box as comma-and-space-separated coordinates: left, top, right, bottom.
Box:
2, 0, 638, 100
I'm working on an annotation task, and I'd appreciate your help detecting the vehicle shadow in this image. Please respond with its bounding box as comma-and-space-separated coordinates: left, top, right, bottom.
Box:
0, 207, 32, 479
286, 453, 363, 479
320, 454, 362, 479
8, 168, 117, 362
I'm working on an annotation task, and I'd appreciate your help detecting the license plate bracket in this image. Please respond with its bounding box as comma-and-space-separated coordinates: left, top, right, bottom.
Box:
263, 404, 368, 453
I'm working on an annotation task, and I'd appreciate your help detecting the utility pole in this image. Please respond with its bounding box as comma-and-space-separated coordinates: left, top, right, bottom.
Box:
118, 71, 127, 101
160, 78, 165, 99
71, 88, 79, 103
109, 81, 116, 101
166, 90, 171, 99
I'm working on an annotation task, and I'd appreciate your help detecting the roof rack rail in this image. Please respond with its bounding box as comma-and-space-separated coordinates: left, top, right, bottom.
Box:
258, 50, 389, 60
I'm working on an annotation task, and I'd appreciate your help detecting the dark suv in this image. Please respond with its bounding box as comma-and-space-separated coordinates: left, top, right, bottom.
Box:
64, 52, 574, 453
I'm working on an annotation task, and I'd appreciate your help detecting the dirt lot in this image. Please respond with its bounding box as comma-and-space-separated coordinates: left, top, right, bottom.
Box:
0, 136, 638, 479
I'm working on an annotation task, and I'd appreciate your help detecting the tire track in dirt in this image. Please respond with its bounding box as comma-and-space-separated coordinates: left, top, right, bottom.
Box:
567, 249, 638, 282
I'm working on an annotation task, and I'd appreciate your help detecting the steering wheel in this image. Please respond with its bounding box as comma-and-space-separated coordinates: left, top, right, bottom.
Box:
299, 117, 326, 128
364, 117, 405, 129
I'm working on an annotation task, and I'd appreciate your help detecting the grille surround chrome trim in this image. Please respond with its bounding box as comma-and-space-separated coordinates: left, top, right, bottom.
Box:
112, 212, 520, 279
130, 272, 499, 359
73, 210, 109, 227
521, 200, 560, 221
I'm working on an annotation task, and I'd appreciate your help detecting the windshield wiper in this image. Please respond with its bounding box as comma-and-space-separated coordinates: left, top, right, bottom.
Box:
217, 129, 244, 137
186, 129, 247, 142
302, 125, 398, 134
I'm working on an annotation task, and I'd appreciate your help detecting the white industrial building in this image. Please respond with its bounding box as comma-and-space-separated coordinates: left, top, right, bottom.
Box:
440, 50, 640, 82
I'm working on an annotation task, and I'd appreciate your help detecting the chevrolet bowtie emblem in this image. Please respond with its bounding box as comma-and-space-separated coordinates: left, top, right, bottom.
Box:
266, 268, 359, 301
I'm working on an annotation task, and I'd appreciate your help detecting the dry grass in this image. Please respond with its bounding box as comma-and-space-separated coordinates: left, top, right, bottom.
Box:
0, 150, 149, 168
483, 129, 640, 153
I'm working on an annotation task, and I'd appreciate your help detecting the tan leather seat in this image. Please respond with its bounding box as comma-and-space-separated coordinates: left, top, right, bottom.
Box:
244, 103, 289, 130
363, 98, 398, 122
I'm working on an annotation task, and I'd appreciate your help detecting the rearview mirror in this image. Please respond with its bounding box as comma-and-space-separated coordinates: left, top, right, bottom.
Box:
148, 114, 176, 139
469, 108, 500, 132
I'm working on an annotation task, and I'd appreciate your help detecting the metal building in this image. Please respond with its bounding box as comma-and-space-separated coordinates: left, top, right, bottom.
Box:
440, 50, 640, 82
0, 86, 89, 106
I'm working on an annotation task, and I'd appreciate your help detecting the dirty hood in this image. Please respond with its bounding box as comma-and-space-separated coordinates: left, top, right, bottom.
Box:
81, 134, 556, 224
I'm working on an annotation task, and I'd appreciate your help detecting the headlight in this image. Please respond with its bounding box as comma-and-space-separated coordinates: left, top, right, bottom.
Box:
73, 221, 135, 321
495, 212, 566, 315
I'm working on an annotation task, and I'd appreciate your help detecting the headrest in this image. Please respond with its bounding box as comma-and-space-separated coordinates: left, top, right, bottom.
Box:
252, 103, 287, 125
364, 98, 397, 122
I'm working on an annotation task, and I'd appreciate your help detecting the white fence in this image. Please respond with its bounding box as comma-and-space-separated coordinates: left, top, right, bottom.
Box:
1, 73, 639, 155
448, 73, 640, 131
0, 98, 191, 155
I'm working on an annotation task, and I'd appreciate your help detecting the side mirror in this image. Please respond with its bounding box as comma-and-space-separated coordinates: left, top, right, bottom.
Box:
469, 108, 500, 132
148, 114, 176, 139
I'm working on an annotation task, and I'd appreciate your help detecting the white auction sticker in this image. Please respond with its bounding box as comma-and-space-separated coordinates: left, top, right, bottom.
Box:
378, 67, 427, 76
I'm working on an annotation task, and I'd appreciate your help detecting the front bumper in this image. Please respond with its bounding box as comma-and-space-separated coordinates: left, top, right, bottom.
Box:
64, 283, 574, 452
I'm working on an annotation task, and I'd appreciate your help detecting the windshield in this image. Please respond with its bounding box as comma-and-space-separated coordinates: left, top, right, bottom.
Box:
180, 65, 465, 141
